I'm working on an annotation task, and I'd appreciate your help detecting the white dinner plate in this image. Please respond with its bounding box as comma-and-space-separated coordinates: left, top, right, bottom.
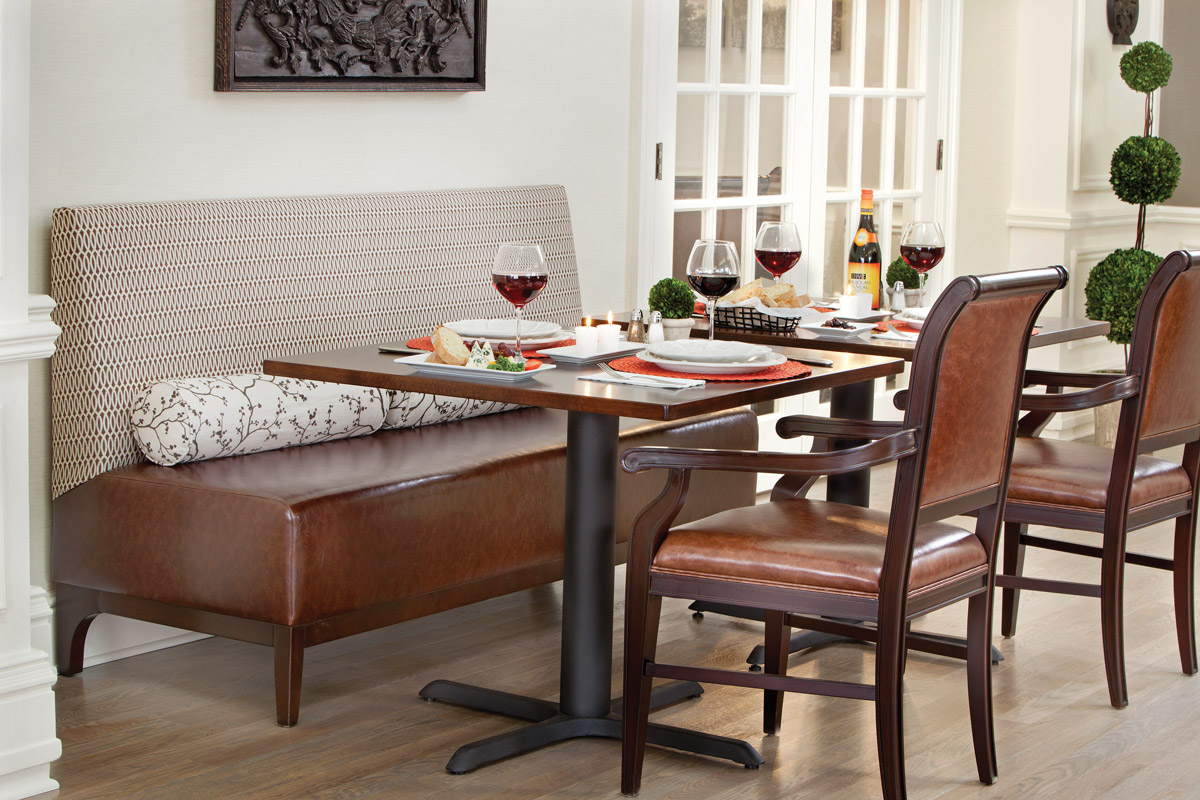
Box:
645, 339, 772, 364
891, 314, 925, 329
798, 320, 876, 339
635, 350, 786, 375
445, 319, 563, 339
394, 352, 556, 382
535, 342, 645, 364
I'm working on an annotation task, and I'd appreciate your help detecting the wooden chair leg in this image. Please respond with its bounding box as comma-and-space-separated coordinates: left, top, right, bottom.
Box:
999, 522, 1026, 638
874, 621, 907, 800
273, 626, 305, 727
1100, 529, 1129, 709
621, 592, 662, 797
763, 610, 790, 735
966, 591, 998, 784
1174, 512, 1198, 676
54, 584, 100, 675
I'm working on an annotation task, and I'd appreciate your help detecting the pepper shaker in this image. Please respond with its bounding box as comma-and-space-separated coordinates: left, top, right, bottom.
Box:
626, 309, 645, 343
646, 310, 665, 344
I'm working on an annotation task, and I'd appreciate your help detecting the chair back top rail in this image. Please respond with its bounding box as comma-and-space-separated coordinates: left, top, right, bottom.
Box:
49, 184, 583, 497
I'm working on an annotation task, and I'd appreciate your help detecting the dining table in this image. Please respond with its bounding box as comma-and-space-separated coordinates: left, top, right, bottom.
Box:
264, 341, 904, 774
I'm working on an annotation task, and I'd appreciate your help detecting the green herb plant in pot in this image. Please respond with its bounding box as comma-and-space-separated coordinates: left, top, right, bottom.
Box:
885, 257, 922, 310
1084, 41, 1179, 444
648, 277, 698, 340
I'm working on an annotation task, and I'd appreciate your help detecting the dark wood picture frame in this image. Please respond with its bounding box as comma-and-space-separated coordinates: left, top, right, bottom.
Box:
215, 0, 486, 92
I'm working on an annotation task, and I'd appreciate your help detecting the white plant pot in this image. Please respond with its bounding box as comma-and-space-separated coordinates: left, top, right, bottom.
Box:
661, 318, 696, 341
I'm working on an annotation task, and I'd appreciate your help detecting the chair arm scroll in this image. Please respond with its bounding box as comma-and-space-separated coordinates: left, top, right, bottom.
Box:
1023, 369, 1131, 390
620, 429, 918, 478
1019, 374, 1140, 412
775, 414, 905, 441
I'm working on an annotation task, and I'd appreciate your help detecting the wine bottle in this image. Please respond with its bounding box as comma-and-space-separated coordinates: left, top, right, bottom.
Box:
847, 189, 882, 310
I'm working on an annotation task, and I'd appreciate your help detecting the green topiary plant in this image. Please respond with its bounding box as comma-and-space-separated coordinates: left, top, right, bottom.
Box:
885, 257, 920, 289
1085, 40, 1179, 356
1120, 41, 1173, 94
1084, 248, 1160, 345
1110, 135, 1181, 206
648, 277, 696, 319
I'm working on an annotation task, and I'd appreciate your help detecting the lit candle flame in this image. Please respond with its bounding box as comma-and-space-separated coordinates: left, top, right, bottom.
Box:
607, 311, 614, 325
585, 316, 592, 326
845, 282, 855, 296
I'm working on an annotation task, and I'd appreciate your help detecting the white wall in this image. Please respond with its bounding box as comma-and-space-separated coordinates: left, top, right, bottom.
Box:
27, 2, 637, 597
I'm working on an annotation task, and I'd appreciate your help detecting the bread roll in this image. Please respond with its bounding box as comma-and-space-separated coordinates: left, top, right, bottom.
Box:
719, 278, 765, 304
432, 326, 470, 366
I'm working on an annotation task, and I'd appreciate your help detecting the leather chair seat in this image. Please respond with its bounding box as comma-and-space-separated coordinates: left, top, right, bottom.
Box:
1007, 437, 1192, 513
652, 499, 988, 598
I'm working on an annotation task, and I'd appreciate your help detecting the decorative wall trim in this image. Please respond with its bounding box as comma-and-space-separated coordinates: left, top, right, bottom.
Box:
0, 650, 61, 799
0, 403, 6, 613
29, 587, 52, 658
1150, 205, 1200, 224
1006, 207, 1136, 231
0, 295, 60, 364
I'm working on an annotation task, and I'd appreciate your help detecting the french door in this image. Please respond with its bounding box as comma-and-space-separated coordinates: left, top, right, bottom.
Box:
638, 0, 954, 307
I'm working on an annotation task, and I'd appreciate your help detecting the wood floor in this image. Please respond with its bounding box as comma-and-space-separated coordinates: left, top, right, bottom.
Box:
45, 478, 1200, 799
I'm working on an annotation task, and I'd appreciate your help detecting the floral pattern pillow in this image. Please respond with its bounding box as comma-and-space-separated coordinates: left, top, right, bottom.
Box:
382, 392, 522, 429
130, 374, 388, 466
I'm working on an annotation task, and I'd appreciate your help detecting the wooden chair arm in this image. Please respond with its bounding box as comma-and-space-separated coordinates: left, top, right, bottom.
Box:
1019, 374, 1140, 412
1023, 369, 1130, 389
620, 429, 918, 478
775, 414, 906, 441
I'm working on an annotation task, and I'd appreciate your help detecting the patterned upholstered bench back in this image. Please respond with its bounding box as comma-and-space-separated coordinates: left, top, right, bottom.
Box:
50, 184, 583, 497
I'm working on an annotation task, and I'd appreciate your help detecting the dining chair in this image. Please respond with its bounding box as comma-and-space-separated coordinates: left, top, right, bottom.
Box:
996, 249, 1200, 709
618, 266, 1068, 799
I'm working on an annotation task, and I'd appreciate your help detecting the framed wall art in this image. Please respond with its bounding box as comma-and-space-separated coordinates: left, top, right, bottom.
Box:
215, 0, 486, 92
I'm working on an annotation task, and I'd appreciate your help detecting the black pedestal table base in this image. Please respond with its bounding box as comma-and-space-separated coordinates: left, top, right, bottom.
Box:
420, 410, 763, 774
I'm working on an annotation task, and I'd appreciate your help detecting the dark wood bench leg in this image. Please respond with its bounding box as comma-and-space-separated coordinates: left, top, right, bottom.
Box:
55, 583, 101, 675
273, 626, 304, 727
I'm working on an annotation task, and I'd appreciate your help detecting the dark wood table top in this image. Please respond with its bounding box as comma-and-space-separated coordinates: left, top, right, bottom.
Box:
264, 344, 905, 422
610, 313, 1110, 362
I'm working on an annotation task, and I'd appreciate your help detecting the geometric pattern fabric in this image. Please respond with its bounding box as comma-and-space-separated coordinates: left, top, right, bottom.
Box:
50, 184, 583, 497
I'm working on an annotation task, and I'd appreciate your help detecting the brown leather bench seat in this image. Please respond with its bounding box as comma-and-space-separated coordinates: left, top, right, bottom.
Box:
54, 406, 757, 725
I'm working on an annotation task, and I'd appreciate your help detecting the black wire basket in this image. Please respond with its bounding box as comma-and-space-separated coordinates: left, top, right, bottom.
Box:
713, 305, 801, 332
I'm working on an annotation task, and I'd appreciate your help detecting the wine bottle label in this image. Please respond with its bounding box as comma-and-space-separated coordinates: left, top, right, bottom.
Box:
847, 262, 881, 310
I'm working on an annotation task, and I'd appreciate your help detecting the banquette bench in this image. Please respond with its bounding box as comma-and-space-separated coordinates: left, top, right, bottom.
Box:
50, 184, 758, 726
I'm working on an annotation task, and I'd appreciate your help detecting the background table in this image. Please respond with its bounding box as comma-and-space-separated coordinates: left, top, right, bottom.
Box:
265, 343, 903, 773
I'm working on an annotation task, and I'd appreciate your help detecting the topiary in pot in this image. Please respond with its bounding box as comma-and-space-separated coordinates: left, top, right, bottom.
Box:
1110, 135, 1181, 207
1084, 248, 1159, 345
648, 277, 697, 319
885, 257, 920, 289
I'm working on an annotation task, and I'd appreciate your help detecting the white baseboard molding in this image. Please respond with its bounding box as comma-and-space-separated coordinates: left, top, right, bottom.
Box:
0, 650, 60, 800
45, 591, 209, 671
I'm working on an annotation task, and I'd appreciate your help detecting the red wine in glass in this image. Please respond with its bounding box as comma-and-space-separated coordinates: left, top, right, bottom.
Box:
687, 274, 739, 298
899, 245, 945, 275
492, 273, 548, 307
754, 249, 802, 280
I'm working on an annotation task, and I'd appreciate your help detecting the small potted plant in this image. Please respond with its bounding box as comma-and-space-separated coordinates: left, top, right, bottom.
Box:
648, 277, 698, 340
885, 257, 922, 309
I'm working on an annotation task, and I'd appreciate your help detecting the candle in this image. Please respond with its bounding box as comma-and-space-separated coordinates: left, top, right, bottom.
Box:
574, 317, 599, 353
596, 311, 621, 351
840, 283, 871, 318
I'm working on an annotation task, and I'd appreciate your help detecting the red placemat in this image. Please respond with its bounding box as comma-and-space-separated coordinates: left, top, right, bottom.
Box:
406, 336, 575, 358
607, 356, 811, 382
872, 321, 1041, 336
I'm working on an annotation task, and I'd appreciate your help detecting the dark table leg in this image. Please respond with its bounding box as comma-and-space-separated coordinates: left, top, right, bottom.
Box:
419, 410, 763, 774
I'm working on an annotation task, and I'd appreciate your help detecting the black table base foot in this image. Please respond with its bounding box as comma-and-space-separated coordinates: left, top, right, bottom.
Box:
419, 679, 761, 774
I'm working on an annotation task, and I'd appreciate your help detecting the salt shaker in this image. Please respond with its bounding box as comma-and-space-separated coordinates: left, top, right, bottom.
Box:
646, 310, 665, 344
890, 281, 907, 313
626, 308, 646, 343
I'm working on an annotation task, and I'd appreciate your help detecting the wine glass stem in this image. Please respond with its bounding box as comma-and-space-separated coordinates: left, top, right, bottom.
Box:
514, 305, 524, 356
707, 298, 716, 340
918, 273, 926, 307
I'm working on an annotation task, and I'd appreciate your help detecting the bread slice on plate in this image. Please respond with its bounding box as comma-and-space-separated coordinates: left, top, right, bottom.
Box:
432, 326, 471, 366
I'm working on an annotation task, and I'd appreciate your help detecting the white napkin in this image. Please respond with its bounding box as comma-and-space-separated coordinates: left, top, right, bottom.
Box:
578, 372, 705, 389
872, 328, 918, 341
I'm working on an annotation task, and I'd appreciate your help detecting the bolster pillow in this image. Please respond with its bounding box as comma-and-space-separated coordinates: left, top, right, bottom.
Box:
130, 374, 388, 466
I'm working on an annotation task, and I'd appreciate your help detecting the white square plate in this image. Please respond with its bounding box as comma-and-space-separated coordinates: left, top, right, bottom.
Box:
394, 352, 556, 381
535, 342, 645, 364
798, 320, 876, 339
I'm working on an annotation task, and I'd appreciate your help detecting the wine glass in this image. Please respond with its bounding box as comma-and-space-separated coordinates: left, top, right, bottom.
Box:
686, 239, 740, 341
899, 222, 945, 308
491, 243, 548, 359
754, 221, 803, 289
